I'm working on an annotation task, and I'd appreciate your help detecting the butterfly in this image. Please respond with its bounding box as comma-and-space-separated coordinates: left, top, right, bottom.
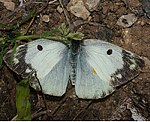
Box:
3, 39, 145, 99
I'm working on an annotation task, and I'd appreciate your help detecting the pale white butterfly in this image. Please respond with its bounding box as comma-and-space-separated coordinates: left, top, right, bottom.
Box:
3, 39, 144, 99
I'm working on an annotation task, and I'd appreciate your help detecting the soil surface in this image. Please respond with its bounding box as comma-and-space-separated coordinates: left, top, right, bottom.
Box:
0, 0, 150, 120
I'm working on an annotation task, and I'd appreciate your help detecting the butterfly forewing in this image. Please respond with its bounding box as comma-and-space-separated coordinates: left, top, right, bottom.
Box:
75, 39, 144, 99
4, 39, 70, 96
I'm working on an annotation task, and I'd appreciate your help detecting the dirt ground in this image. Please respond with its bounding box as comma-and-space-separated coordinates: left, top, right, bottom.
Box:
0, 0, 150, 120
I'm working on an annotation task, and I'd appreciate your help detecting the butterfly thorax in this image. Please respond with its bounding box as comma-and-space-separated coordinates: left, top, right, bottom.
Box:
70, 40, 81, 85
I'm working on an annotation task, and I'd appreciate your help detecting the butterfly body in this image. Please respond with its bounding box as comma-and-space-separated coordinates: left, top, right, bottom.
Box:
70, 40, 81, 85
4, 39, 144, 99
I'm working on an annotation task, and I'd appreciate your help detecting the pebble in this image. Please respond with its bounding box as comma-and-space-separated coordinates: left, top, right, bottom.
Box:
117, 14, 137, 27
67, 0, 90, 20
42, 15, 50, 23
4, 1, 15, 11
83, 0, 100, 11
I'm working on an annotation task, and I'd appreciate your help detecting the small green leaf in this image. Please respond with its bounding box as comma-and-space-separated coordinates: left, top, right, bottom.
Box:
16, 79, 31, 120
66, 31, 84, 40
58, 23, 70, 36
41, 29, 61, 37
58, 23, 84, 41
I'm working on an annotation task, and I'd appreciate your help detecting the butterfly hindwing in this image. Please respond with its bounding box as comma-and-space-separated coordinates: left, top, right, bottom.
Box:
75, 52, 115, 99
75, 39, 144, 99
4, 39, 70, 96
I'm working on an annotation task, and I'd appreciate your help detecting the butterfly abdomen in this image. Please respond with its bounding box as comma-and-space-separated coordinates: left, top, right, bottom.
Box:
70, 40, 81, 85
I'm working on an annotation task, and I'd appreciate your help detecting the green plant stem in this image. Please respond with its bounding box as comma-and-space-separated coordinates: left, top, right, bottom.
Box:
15, 35, 68, 42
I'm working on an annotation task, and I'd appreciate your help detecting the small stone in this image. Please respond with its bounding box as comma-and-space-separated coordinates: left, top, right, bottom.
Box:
42, 15, 50, 23
4, 1, 15, 11
67, 0, 90, 20
127, 0, 140, 8
117, 14, 137, 27
57, 5, 63, 14
83, 0, 100, 11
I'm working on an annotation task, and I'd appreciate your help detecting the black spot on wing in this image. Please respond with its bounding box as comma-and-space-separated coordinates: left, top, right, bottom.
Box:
107, 49, 113, 55
37, 45, 43, 51
110, 50, 145, 87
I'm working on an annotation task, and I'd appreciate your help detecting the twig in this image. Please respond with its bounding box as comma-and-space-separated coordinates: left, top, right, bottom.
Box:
59, 0, 74, 32
49, 0, 58, 4
11, 104, 51, 120
51, 82, 74, 116
51, 96, 67, 115
23, 0, 49, 34
11, 115, 18, 121
73, 100, 93, 120
34, 73, 49, 111
24, 16, 36, 35
32, 110, 51, 119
